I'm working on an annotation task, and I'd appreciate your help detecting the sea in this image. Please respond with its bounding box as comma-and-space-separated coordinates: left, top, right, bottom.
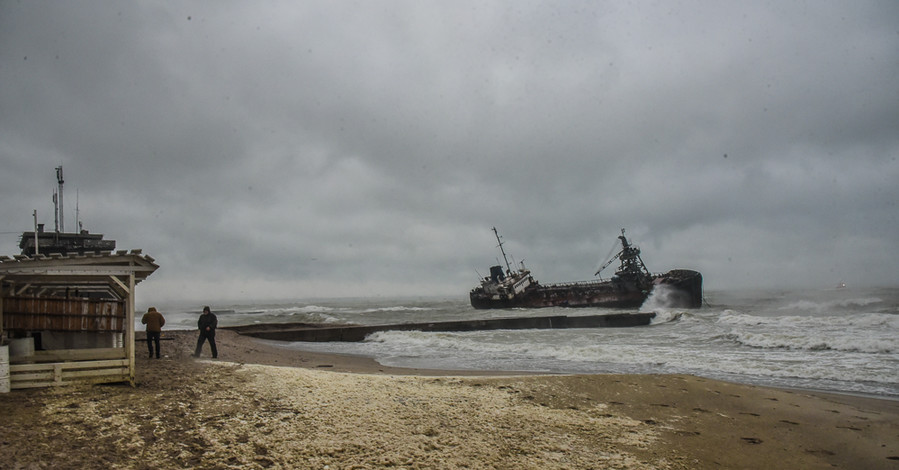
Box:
141, 286, 899, 399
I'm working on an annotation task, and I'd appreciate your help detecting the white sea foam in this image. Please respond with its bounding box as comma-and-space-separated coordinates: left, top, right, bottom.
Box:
719, 311, 899, 329
716, 311, 899, 353
778, 297, 883, 313
291, 311, 341, 323
649, 310, 684, 324
295, 305, 336, 313
362, 306, 433, 313
362, 328, 898, 391
640, 284, 690, 312
364, 329, 888, 384
730, 331, 896, 354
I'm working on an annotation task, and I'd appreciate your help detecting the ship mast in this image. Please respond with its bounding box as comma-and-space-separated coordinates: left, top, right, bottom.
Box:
492, 227, 513, 274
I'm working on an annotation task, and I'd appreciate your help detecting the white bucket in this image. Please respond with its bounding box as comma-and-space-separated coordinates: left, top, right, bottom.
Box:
0, 345, 9, 393
9, 337, 34, 357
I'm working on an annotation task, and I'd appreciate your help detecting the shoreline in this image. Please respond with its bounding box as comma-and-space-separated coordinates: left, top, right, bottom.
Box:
0, 328, 897, 468
228, 327, 899, 402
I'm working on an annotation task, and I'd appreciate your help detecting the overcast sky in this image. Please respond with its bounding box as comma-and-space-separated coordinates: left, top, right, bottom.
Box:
2, 1, 897, 303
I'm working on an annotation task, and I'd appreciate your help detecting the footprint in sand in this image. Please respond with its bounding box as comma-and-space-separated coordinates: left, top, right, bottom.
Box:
805, 449, 835, 456
836, 425, 862, 431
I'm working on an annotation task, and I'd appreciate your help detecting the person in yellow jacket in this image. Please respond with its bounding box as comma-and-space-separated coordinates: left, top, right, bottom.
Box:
141, 307, 166, 358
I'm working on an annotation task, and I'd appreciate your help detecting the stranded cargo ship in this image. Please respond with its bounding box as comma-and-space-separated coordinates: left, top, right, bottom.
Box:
470, 228, 702, 310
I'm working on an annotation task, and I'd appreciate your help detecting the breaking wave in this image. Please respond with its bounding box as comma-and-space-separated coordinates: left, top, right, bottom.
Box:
361, 306, 434, 313
649, 310, 685, 325
728, 331, 896, 354
719, 312, 899, 353
640, 284, 689, 312
777, 297, 883, 314
719, 311, 899, 329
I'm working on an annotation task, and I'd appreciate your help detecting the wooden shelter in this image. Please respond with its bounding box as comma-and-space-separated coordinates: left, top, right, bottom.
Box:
0, 250, 158, 389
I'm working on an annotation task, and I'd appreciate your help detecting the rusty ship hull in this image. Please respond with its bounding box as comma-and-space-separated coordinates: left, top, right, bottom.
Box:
470, 269, 702, 309
470, 228, 703, 310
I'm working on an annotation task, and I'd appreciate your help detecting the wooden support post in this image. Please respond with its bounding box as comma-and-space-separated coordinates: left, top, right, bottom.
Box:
126, 272, 135, 386
0, 275, 5, 341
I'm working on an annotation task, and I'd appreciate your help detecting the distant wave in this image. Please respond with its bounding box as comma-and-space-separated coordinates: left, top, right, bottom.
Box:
294, 305, 337, 313
719, 312, 899, 353
239, 305, 342, 324
729, 331, 896, 354
291, 311, 342, 324
233, 305, 338, 316
211, 309, 238, 315
361, 306, 434, 313
777, 297, 883, 313
719, 311, 899, 329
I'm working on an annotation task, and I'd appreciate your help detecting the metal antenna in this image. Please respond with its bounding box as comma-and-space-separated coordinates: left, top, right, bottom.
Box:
55, 166, 65, 232
492, 227, 512, 274
53, 188, 59, 233
33, 210, 39, 255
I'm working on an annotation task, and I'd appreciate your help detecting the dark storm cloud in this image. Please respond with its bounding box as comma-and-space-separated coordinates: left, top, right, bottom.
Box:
2, 1, 897, 301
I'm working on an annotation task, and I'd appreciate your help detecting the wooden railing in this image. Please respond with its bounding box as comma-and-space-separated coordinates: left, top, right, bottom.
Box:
8, 348, 129, 389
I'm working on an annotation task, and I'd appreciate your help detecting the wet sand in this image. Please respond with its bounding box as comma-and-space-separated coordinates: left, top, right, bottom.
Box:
1, 329, 897, 469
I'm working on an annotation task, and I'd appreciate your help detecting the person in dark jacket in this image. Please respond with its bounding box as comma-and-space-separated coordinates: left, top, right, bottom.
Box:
141, 307, 166, 358
193, 306, 218, 358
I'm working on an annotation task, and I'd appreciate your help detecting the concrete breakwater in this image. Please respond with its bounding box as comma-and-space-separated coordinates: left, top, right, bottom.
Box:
225, 312, 656, 342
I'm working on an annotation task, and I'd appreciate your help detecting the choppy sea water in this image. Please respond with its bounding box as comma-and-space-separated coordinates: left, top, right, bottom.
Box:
142, 287, 899, 398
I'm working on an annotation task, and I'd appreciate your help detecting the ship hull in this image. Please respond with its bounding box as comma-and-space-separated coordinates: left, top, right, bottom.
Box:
470, 269, 702, 310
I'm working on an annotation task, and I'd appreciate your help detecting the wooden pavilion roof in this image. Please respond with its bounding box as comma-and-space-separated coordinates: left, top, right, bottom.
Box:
0, 250, 158, 299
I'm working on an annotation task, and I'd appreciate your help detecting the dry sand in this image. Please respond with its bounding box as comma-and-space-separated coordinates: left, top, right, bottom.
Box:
1, 329, 897, 469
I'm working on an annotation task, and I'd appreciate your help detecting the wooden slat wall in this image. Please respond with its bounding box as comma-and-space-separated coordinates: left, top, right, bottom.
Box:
9, 362, 129, 389
9, 347, 126, 363
2, 297, 125, 332
8, 348, 129, 389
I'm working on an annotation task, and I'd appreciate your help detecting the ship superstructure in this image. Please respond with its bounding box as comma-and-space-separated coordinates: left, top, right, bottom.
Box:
470, 228, 702, 309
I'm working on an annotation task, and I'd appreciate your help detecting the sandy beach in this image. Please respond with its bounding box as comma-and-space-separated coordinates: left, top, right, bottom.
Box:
1, 329, 897, 469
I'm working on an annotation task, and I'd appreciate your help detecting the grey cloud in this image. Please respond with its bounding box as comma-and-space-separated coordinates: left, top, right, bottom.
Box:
2, 1, 897, 301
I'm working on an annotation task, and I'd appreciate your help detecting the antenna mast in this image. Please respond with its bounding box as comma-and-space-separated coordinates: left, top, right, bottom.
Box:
492, 227, 512, 273
52, 188, 58, 233
33, 210, 39, 255
55, 166, 65, 233
76, 188, 81, 232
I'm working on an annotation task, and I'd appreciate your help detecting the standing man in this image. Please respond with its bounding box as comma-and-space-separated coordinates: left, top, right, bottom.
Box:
193, 306, 218, 359
141, 307, 166, 359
